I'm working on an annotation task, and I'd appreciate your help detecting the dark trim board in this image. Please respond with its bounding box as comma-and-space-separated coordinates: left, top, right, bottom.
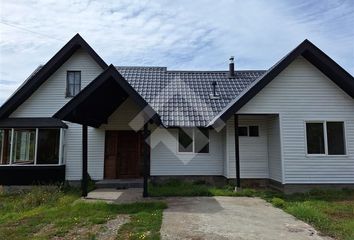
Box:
0, 117, 68, 128
0, 34, 108, 119
0, 165, 65, 185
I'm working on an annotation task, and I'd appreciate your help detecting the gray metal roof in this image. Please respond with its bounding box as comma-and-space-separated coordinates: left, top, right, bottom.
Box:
116, 66, 265, 127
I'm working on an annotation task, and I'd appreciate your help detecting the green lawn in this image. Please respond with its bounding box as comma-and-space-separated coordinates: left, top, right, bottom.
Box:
0, 186, 166, 240
149, 180, 354, 240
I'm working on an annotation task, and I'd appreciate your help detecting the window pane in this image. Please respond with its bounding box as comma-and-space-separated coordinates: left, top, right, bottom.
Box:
68, 84, 75, 97
67, 72, 75, 84
74, 71, 81, 84
327, 122, 345, 155
306, 123, 325, 154
37, 129, 60, 164
178, 128, 193, 152
12, 129, 35, 164
238, 126, 248, 136
249, 126, 259, 137
195, 128, 209, 153
0, 129, 12, 164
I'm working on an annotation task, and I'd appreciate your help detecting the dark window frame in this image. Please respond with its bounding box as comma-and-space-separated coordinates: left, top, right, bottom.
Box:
66, 71, 81, 97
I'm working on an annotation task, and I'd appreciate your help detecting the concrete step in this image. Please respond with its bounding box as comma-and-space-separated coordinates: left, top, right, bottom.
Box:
96, 179, 143, 189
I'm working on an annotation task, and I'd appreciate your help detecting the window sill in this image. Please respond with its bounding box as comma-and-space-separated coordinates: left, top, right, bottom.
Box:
305, 154, 348, 158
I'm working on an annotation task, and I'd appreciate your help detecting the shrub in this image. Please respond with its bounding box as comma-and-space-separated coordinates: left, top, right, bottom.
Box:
271, 197, 285, 208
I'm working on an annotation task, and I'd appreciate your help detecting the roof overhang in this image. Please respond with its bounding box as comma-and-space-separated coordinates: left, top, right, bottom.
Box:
53, 65, 161, 128
0, 34, 108, 119
0, 117, 68, 128
208, 39, 354, 128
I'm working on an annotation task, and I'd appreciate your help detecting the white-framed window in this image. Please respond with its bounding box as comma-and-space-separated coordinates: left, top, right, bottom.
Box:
0, 128, 64, 165
178, 128, 209, 153
305, 121, 346, 155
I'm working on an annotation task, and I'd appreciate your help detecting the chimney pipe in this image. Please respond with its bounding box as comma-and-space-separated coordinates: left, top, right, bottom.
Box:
229, 56, 235, 78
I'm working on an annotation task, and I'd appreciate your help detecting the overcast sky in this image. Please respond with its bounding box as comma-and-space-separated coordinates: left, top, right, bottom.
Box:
0, 0, 353, 104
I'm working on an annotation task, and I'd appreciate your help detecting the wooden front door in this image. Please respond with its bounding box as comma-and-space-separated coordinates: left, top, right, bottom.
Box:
104, 131, 142, 179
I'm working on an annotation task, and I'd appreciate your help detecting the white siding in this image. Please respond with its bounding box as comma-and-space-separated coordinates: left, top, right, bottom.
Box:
9, 49, 105, 181
238, 56, 354, 184
225, 115, 270, 178
11, 49, 103, 117
150, 127, 225, 175
267, 116, 282, 182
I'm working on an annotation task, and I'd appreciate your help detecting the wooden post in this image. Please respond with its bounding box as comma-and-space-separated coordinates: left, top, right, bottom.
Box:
82, 124, 88, 197
143, 123, 149, 198
234, 115, 241, 189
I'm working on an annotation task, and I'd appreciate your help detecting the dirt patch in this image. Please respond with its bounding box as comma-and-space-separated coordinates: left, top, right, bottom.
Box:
52, 224, 101, 240
96, 215, 130, 240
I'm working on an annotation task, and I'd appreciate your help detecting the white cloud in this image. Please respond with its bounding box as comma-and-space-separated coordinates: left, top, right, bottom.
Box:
0, 0, 353, 104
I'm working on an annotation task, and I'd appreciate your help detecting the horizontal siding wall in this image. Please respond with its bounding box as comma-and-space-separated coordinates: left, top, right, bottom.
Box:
238, 56, 354, 184
150, 127, 225, 176
10, 49, 103, 117
267, 116, 282, 182
226, 115, 270, 178
9, 49, 105, 181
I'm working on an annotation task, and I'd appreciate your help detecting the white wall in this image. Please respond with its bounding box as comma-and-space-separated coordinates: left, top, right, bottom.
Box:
10, 48, 105, 180
150, 127, 225, 176
225, 115, 270, 179
267, 116, 282, 182
238, 56, 354, 184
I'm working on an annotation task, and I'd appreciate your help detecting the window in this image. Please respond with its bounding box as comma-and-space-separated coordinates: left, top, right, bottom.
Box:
195, 128, 209, 153
238, 127, 248, 136
0, 129, 11, 165
37, 129, 60, 164
306, 121, 346, 155
0, 128, 62, 165
327, 122, 345, 155
249, 126, 259, 137
178, 128, 210, 153
66, 71, 81, 97
12, 129, 36, 164
178, 128, 193, 152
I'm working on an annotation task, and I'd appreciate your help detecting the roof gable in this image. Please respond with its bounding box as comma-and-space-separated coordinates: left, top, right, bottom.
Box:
0, 34, 108, 119
53, 65, 161, 128
208, 39, 354, 127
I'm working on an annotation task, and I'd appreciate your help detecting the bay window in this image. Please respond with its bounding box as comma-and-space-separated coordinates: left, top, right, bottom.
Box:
306, 121, 346, 155
0, 128, 63, 165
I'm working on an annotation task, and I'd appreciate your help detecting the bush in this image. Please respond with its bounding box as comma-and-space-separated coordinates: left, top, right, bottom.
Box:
271, 197, 285, 208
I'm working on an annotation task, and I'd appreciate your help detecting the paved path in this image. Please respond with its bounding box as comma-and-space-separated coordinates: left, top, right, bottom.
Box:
161, 197, 332, 240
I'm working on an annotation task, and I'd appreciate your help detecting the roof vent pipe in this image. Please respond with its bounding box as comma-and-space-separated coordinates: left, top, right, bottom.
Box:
229, 56, 235, 78
209, 81, 220, 100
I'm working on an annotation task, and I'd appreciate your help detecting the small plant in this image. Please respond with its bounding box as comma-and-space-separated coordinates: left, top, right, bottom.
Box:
271, 197, 285, 208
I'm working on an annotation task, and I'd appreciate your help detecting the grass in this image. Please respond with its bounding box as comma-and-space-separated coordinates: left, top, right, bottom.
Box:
149, 179, 354, 240
0, 186, 167, 240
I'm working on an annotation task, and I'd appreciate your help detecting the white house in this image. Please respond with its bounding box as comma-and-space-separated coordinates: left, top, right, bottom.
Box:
0, 34, 353, 195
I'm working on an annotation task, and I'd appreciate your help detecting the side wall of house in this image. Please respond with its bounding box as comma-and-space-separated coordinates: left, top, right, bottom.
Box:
10, 49, 105, 180
238, 56, 354, 184
150, 127, 225, 176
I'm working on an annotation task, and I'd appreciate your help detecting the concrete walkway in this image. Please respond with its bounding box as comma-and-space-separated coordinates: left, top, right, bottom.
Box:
85, 188, 149, 204
161, 197, 332, 240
